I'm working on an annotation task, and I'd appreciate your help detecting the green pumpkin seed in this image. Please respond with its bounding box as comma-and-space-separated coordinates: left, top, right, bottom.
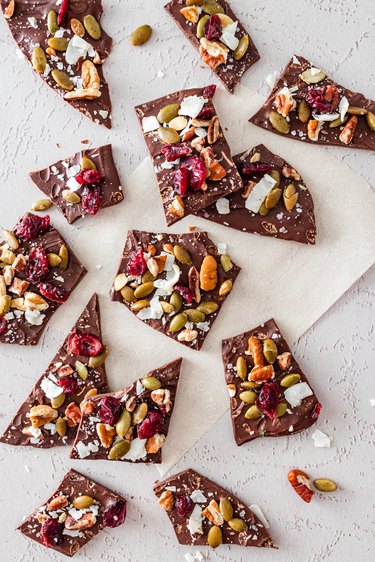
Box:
157, 104, 180, 124
241, 381, 260, 390
173, 245, 192, 265
62, 189, 80, 204
47, 253, 62, 267
32, 46, 47, 73
81, 156, 96, 170
47, 10, 59, 34
73, 495, 94, 509
121, 286, 137, 303
169, 312, 187, 333
366, 111, 375, 131
51, 69, 74, 90
276, 403, 288, 417
83, 14, 101, 40
142, 270, 156, 283
88, 345, 109, 368
59, 244, 69, 271
116, 410, 132, 438
197, 15, 209, 39
51, 393, 65, 409
280, 373, 301, 387
134, 282, 154, 299
55, 417, 67, 437
265, 187, 282, 210
347, 106, 367, 115
245, 405, 262, 419
228, 518, 247, 532
185, 309, 206, 323
202, 1, 225, 15
170, 291, 183, 313
300, 68, 326, 84
236, 356, 247, 381
161, 301, 175, 314
269, 111, 290, 134
131, 299, 150, 312
234, 34, 249, 61
220, 254, 233, 272
47, 37, 69, 52
132, 402, 148, 425
313, 478, 337, 493
239, 390, 257, 404
269, 169, 281, 189
263, 338, 278, 363
109, 440, 131, 460
207, 525, 222, 549
196, 301, 219, 315
157, 127, 180, 144
258, 202, 269, 216
283, 183, 298, 211
219, 279, 232, 296
32, 198, 52, 212
298, 99, 311, 123
219, 498, 233, 522
141, 376, 161, 391
75, 361, 88, 380
329, 114, 348, 128
130, 24, 152, 46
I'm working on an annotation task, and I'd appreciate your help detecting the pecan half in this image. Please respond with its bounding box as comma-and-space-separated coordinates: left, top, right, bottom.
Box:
29, 405, 58, 428
202, 500, 224, 526
64, 402, 81, 426
199, 38, 228, 70
96, 423, 116, 448
277, 351, 292, 371
158, 490, 174, 511
339, 115, 358, 145
307, 119, 321, 141
47, 495, 68, 511
288, 469, 314, 503
247, 336, 266, 367
209, 161, 226, 181
65, 512, 96, 530
207, 116, 220, 145
146, 433, 165, 454
151, 388, 172, 413
282, 166, 300, 181
249, 365, 274, 383
276, 88, 296, 117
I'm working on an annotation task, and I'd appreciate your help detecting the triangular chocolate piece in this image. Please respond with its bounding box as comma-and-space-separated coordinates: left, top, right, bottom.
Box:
110, 230, 241, 350
71, 358, 182, 463
222, 319, 321, 446
249, 55, 375, 150
197, 144, 316, 244
18, 469, 127, 557
29, 144, 124, 224
0, 294, 109, 447
154, 468, 275, 549
2, 1, 112, 127
0, 212, 86, 346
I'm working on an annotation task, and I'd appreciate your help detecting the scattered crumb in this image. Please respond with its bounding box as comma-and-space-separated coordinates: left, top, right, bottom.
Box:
96, 265, 103, 270
81, 139, 90, 144
188, 226, 197, 232
370, 399, 375, 407
311, 429, 332, 448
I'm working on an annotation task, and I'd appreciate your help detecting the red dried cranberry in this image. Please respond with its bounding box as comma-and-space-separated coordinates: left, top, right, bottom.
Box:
24, 247, 49, 284
103, 500, 127, 528
175, 495, 194, 518
197, 106, 216, 120
0, 317, 7, 336
127, 248, 146, 277
67, 331, 104, 357
137, 410, 164, 440
40, 518, 64, 547
75, 169, 104, 185
57, 0, 69, 26
14, 213, 50, 242
241, 162, 274, 175
203, 84, 217, 99
174, 284, 194, 304
204, 14, 222, 40
173, 167, 190, 196
180, 155, 207, 191
255, 382, 279, 419
162, 143, 192, 162
310, 402, 322, 420
305, 87, 332, 113
38, 282, 68, 303
57, 377, 78, 394
98, 396, 122, 425
81, 185, 102, 216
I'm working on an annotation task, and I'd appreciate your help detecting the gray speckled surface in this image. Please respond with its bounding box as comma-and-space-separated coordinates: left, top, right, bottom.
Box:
0, 1, 374, 561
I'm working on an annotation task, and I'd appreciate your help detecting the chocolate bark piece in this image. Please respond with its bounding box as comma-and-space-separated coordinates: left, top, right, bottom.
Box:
109, 230, 241, 350
1, 1, 112, 128
71, 358, 182, 464
135, 86, 243, 226
0, 213, 86, 346
222, 318, 321, 446
0, 294, 109, 448
18, 469, 127, 557
154, 468, 274, 549
29, 144, 123, 224
250, 55, 375, 150
197, 144, 317, 244
164, 1, 260, 94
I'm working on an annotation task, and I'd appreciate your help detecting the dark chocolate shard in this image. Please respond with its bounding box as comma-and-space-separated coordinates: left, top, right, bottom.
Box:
18, 469, 127, 557
70, 358, 182, 464
250, 55, 375, 150
135, 86, 243, 226
222, 318, 321, 446
109, 230, 241, 351
0, 212, 86, 346
164, 1, 260, 93
29, 144, 124, 224
0, 294, 109, 447
197, 144, 317, 244
1, 0, 112, 128
154, 468, 275, 548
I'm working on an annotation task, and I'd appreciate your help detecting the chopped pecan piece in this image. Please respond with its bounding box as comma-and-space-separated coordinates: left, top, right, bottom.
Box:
339, 115, 358, 145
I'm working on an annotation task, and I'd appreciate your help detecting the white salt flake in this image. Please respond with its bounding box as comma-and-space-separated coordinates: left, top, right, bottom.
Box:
27, 17, 38, 28
311, 429, 332, 448
245, 174, 276, 213
284, 382, 313, 407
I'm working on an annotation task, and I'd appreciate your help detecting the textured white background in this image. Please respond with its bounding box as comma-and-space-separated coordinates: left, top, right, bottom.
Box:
0, 1, 374, 561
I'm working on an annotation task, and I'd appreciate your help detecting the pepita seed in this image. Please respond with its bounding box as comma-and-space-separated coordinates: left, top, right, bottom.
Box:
185, 309, 206, 323
219, 498, 233, 522
51, 69, 74, 90
263, 338, 278, 363
269, 111, 290, 134
2, 229, 19, 250
220, 254, 233, 272
157, 127, 180, 144
241, 381, 260, 390
141, 376, 161, 391
132, 402, 148, 425
298, 99, 311, 123
269, 169, 281, 189
31, 199, 52, 212
134, 282, 154, 299
47, 10, 59, 34
121, 286, 137, 303
245, 405, 262, 419
71, 18, 85, 38
131, 299, 150, 312
161, 301, 175, 314
196, 301, 218, 315
47, 253, 62, 267
329, 114, 348, 128
130, 24, 152, 46
157, 104, 180, 124
168, 116, 188, 131
114, 273, 128, 292
280, 373, 301, 387
219, 279, 232, 296
276, 403, 288, 417
85, 388, 98, 400
47, 37, 69, 51
258, 202, 269, 216
168, 312, 188, 333
233, 34, 249, 61
236, 356, 247, 381
170, 291, 183, 313
283, 183, 298, 211
51, 393, 65, 409
59, 244, 69, 271
0, 295, 12, 316
55, 417, 67, 437
32, 46, 47, 73
300, 68, 326, 84
347, 106, 367, 115
73, 495, 94, 509
62, 189, 81, 204
239, 390, 257, 404
207, 525, 222, 549
197, 15, 209, 39
366, 111, 375, 131
265, 187, 282, 210
116, 410, 132, 438
88, 345, 109, 368
81, 156, 96, 170
75, 360, 88, 380
142, 270, 156, 283
313, 478, 337, 493
228, 518, 247, 533
109, 440, 131, 460
173, 245, 192, 265
202, 1, 225, 15
83, 15, 101, 40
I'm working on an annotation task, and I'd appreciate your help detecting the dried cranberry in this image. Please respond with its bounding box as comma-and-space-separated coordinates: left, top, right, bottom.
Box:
0, 317, 7, 336
203, 84, 217, 99
67, 331, 104, 357
38, 282, 68, 303
204, 14, 222, 40
40, 518, 64, 547
255, 382, 279, 419
98, 396, 122, 425
305, 87, 333, 113
14, 213, 50, 242
175, 495, 194, 518
57, 377, 78, 394
310, 402, 322, 420
24, 247, 49, 283
81, 185, 102, 216
174, 284, 194, 304
162, 143, 192, 162
75, 169, 104, 185
197, 106, 216, 120
180, 155, 207, 191
137, 410, 164, 440
173, 167, 190, 197
103, 500, 127, 528
57, 0, 69, 26
241, 162, 274, 175
127, 248, 146, 277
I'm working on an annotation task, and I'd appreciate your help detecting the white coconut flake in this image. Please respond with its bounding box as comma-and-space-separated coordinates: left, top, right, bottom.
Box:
265, 71, 279, 89
25, 310, 45, 326
370, 399, 375, 407
137, 297, 164, 320
195, 127, 208, 138
121, 438, 147, 461
220, 21, 239, 51
66, 164, 81, 178
311, 429, 332, 448
293, 55, 300, 65
153, 264, 181, 295
136, 380, 145, 395
65, 35, 95, 65
245, 174, 276, 213
65, 176, 81, 192
250, 504, 270, 528
28, 426, 42, 439
142, 115, 160, 133
190, 490, 207, 503
284, 382, 313, 407
75, 440, 99, 459
185, 554, 195, 562
68, 508, 86, 521
179, 95, 206, 119
228, 386, 236, 398
44, 423, 56, 435
197, 321, 210, 332
312, 112, 340, 122
310, 67, 322, 75
63, 529, 84, 538
187, 504, 203, 535
339, 96, 349, 122
215, 197, 230, 215
27, 17, 38, 28
40, 377, 63, 399
217, 242, 227, 255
